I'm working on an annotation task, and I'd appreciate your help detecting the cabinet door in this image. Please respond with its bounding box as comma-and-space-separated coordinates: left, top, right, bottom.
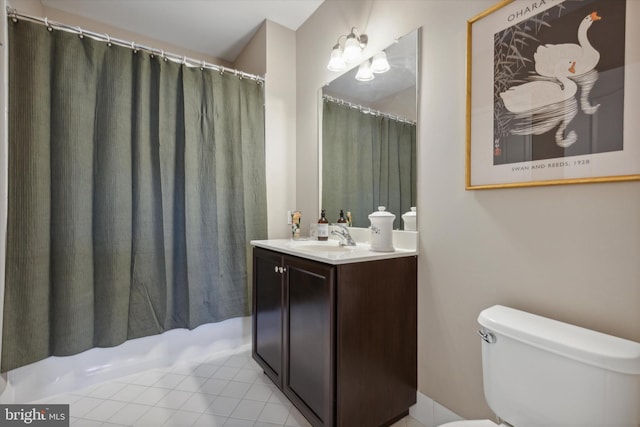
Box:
252, 248, 284, 386
283, 256, 335, 427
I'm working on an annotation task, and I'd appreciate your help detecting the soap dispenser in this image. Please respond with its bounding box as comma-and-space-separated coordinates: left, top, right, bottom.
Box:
368, 206, 395, 252
337, 210, 347, 224
317, 209, 329, 241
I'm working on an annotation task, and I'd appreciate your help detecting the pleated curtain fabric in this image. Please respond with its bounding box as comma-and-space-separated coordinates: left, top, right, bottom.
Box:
322, 101, 416, 228
2, 19, 267, 372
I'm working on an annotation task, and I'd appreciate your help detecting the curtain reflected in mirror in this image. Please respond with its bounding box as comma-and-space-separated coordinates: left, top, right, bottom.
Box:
322, 100, 416, 228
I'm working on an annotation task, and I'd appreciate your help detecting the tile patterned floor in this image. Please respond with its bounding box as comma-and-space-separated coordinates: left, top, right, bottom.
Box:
33, 349, 425, 427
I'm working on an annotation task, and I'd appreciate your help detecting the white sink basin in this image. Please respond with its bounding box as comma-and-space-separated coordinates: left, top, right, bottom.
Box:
251, 233, 417, 265
287, 240, 368, 253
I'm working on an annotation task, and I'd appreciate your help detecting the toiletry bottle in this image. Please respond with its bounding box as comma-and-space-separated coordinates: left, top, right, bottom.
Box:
317, 209, 329, 241
337, 210, 347, 224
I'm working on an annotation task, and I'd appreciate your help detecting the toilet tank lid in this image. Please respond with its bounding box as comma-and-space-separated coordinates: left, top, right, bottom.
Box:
478, 305, 640, 375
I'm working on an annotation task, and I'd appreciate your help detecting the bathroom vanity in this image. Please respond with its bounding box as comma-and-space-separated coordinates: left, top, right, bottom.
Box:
251, 237, 417, 427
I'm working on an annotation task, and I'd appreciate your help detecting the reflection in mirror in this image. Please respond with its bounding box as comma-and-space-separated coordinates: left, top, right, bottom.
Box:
321, 28, 419, 229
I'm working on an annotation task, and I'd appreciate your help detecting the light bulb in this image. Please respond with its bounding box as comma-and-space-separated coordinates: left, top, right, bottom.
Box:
327, 44, 347, 72
371, 52, 390, 73
343, 34, 362, 64
355, 60, 374, 81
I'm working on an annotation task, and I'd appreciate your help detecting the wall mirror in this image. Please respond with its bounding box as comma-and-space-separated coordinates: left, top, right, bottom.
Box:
320, 28, 419, 229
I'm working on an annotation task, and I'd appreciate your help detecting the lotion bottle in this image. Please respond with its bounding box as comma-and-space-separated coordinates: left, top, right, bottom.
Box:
317, 209, 329, 241
337, 209, 347, 224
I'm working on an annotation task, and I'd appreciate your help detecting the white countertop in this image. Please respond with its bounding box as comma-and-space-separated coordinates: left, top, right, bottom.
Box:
251, 228, 418, 265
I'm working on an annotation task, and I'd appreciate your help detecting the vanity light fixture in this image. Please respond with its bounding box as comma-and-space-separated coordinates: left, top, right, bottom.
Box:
355, 59, 375, 81
327, 27, 368, 72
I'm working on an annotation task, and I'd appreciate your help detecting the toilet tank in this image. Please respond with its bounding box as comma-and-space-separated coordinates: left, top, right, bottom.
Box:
478, 305, 640, 427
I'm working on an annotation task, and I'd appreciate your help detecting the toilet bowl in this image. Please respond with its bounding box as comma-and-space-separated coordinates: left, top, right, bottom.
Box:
437, 305, 640, 427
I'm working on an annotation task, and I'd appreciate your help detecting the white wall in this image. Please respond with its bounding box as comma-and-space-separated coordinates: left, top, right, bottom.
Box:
297, 0, 640, 419
235, 21, 266, 78
264, 21, 297, 238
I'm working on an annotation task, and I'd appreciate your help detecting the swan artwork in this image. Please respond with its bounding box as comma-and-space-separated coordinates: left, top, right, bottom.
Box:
534, 11, 602, 114
500, 60, 579, 147
500, 60, 577, 113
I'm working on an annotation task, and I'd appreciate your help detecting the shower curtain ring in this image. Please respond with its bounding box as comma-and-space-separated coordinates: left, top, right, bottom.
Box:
106, 34, 112, 47
200, 61, 205, 71
182, 56, 187, 65
45, 18, 52, 32
77, 27, 84, 39
131, 41, 138, 53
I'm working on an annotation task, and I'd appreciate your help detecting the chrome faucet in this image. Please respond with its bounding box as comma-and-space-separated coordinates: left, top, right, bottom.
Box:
331, 223, 357, 246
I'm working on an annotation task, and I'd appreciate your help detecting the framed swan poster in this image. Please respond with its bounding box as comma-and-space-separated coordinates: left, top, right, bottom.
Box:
466, 0, 640, 189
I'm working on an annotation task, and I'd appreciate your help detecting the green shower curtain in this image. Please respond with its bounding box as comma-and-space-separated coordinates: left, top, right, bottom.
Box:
322, 100, 416, 228
2, 20, 267, 372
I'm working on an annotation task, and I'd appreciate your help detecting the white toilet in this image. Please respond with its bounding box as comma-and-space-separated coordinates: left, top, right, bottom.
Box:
440, 305, 640, 427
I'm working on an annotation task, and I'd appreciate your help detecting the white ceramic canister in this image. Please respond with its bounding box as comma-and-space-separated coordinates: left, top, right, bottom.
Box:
368, 206, 395, 252
402, 207, 417, 231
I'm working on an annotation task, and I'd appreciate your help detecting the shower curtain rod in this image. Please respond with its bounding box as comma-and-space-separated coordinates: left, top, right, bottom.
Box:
323, 94, 416, 125
6, 7, 265, 84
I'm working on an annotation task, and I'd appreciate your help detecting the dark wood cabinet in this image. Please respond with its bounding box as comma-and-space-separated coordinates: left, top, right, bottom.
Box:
252, 248, 284, 385
252, 247, 417, 427
283, 256, 335, 426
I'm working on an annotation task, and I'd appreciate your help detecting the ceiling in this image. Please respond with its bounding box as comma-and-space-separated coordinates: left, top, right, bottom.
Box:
40, 0, 324, 62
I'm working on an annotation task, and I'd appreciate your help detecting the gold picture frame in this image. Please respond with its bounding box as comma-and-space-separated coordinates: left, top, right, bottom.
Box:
466, 0, 640, 189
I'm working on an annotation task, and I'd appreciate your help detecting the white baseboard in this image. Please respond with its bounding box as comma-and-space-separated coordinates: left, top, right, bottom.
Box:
410, 391, 464, 427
